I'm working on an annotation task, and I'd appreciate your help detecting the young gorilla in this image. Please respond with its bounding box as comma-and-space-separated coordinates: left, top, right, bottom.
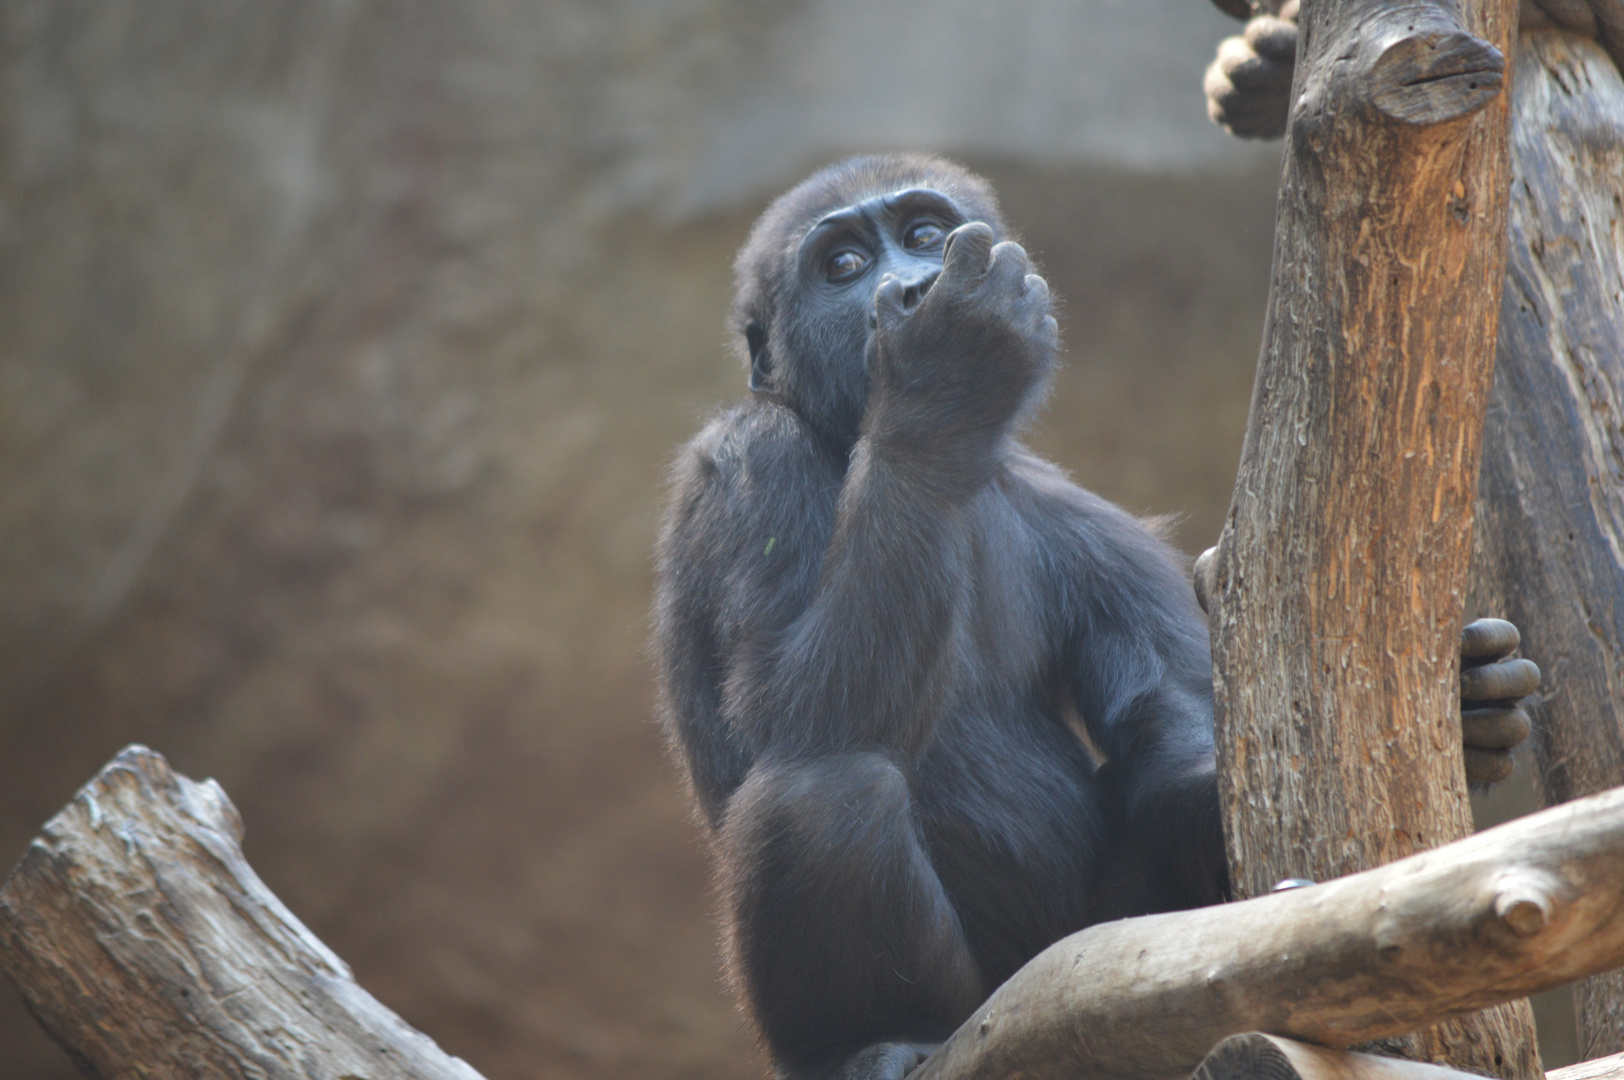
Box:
653, 155, 1538, 1080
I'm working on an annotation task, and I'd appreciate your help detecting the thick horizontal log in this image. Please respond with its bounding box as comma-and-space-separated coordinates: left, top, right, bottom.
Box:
1194, 1040, 1624, 1080
912, 783, 1624, 1080
0, 745, 488, 1080
1550, 1052, 1624, 1080
1193, 1034, 1489, 1080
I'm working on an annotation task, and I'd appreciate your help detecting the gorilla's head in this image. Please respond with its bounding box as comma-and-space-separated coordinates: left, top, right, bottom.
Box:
731, 154, 1008, 449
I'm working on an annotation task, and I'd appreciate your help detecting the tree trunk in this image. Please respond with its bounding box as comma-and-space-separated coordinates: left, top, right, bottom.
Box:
910, 782, 1624, 1080
0, 745, 488, 1080
1470, 28, 1624, 1061
1200, 0, 1540, 1073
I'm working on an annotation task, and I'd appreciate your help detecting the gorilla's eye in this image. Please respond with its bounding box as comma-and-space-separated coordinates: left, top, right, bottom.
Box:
825, 249, 869, 283
903, 220, 945, 250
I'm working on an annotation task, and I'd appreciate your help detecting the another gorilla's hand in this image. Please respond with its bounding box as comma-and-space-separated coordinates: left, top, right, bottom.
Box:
1459, 618, 1539, 784
1203, 8, 1297, 140
1203, 0, 1624, 143
866, 221, 1057, 455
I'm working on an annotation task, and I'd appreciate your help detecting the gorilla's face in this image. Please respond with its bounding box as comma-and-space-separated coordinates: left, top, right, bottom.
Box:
733, 157, 1005, 451
763, 187, 973, 445
799, 187, 966, 322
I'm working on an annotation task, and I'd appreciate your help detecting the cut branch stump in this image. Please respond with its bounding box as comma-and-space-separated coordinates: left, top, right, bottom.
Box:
0, 745, 488, 1080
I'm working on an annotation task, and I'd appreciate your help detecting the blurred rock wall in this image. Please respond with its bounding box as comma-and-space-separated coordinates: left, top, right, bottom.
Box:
0, 1, 1281, 1077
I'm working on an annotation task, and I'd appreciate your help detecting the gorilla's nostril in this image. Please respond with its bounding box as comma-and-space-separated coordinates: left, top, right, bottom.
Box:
902, 271, 940, 310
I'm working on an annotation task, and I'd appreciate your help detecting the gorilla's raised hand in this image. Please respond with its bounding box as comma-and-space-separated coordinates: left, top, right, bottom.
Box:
865, 221, 1057, 482
1459, 617, 1540, 784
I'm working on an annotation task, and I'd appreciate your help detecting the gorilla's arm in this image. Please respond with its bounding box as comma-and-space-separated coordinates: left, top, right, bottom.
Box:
1040, 487, 1229, 911
708, 224, 1057, 762
655, 406, 845, 822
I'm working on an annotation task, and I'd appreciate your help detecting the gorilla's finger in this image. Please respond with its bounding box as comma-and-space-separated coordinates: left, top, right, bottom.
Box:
1206, 63, 1239, 110
1217, 36, 1293, 91
984, 242, 1032, 298
1465, 746, 1516, 785
1245, 15, 1299, 63
1460, 617, 1520, 663
942, 222, 996, 282
1024, 273, 1050, 303
1461, 656, 1541, 702
843, 1042, 939, 1080
1463, 705, 1532, 750
1209, 91, 1291, 139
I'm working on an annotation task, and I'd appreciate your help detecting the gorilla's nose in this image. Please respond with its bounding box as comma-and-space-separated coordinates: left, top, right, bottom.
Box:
896, 268, 940, 311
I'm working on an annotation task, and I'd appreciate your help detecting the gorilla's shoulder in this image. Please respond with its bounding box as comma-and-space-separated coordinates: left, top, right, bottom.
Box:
1000, 449, 1194, 582
1000, 451, 1139, 528
676, 401, 830, 491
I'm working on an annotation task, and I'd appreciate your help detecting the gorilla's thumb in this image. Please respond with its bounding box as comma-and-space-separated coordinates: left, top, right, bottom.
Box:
943, 221, 996, 280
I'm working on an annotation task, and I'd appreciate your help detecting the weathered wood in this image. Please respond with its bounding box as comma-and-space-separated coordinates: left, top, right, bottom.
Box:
1550, 1052, 1624, 1080
912, 784, 1624, 1080
1470, 28, 1624, 1061
1201, 0, 1538, 1071
0, 745, 488, 1080
1193, 1034, 1491, 1080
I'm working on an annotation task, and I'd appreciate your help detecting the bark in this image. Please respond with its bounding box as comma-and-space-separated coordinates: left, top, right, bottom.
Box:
912, 783, 1624, 1080
1199, 0, 1538, 1071
0, 745, 488, 1080
1469, 29, 1624, 1060
1193, 1034, 1495, 1080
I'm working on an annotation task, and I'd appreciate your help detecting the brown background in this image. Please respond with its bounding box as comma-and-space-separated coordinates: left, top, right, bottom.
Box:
0, 1, 1572, 1076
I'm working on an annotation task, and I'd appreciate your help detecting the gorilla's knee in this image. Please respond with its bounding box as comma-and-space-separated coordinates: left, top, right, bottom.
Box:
722, 751, 914, 874
718, 752, 980, 1061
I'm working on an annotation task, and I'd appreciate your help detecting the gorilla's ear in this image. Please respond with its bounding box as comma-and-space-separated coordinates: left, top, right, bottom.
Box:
746, 321, 772, 392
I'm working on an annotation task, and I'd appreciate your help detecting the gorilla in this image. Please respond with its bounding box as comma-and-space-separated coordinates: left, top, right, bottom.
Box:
653, 154, 1538, 1080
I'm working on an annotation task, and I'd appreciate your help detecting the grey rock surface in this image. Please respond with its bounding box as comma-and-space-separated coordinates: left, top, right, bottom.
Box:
0, 2, 1278, 1077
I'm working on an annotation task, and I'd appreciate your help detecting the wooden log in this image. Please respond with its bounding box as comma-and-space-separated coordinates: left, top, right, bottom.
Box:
0, 745, 488, 1080
911, 784, 1624, 1080
1470, 29, 1624, 1060
1199, 0, 1538, 1071
1193, 1034, 1491, 1080
1550, 1052, 1624, 1080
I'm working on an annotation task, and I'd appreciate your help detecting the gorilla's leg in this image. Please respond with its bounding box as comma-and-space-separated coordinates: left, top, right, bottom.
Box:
719, 752, 983, 1080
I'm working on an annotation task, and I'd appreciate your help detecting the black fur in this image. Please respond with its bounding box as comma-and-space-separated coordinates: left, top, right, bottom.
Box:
654, 154, 1225, 1080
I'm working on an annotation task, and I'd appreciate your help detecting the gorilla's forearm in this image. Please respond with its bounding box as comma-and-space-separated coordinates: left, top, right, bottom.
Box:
728, 438, 979, 758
